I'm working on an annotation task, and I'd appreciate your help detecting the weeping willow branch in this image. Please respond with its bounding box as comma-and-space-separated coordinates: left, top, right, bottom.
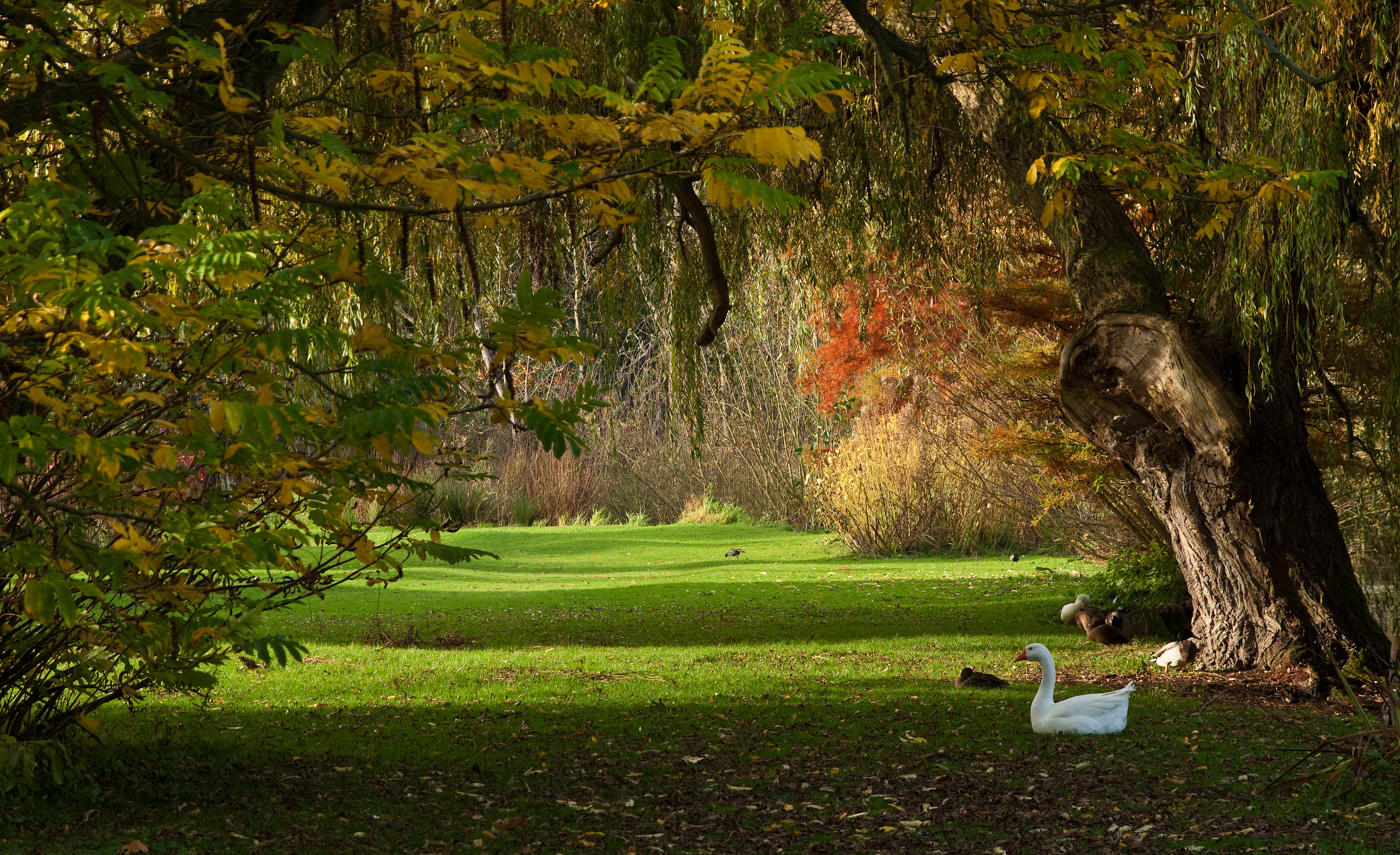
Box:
673, 177, 730, 348
1227, 0, 1342, 89
837, 0, 955, 85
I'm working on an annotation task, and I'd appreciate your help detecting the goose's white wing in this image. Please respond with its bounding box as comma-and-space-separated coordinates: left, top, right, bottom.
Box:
1034, 682, 1135, 735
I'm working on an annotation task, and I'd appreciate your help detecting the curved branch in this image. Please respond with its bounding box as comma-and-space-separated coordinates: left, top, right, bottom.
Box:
673, 177, 730, 348
836, 0, 955, 85
1227, 0, 1341, 89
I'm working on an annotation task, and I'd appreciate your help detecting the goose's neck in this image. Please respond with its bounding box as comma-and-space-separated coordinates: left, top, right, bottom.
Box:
1033, 653, 1057, 709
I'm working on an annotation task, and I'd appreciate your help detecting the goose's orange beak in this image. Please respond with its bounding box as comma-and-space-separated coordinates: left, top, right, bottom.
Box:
1013, 649, 1027, 662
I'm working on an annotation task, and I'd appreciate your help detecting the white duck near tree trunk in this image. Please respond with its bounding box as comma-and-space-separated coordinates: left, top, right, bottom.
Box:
1013, 643, 1135, 735
1059, 595, 1090, 624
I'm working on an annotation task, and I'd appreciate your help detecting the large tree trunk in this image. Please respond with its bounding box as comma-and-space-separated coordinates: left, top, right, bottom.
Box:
837, 0, 1392, 678
1059, 315, 1389, 675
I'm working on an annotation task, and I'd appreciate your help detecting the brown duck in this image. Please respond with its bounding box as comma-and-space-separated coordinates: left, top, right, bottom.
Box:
954, 667, 1009, 688
1087, 622, 1131, 645
1075, 605, 1107, 631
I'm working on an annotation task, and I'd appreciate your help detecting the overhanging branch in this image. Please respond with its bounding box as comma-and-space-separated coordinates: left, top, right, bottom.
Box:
836, 0, 956, 85
1227, 0, 1341, 89
673, 177, 730, 348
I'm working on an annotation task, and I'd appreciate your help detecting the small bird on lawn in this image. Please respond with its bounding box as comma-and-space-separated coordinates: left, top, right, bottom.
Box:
1009, 553, 1021, 562
954, 667, 1008, 688
724, 547, 743, 557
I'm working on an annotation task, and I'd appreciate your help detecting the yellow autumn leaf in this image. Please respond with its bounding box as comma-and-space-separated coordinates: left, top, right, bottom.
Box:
702, 169, 748, 210
217, 80, 253, 114
1040, 189, 1070, 227
287, 115, 347, 134
372, 434, 395, 460
1194, 208, 1233, 239
328, 245, 365, 285
110, 521, 157, 554
1197, 177, 1232, 200
638, 117, 686, 144
366, 163, 413, 185
536, 113, 622, 147
937, 52, 982, 74
152, 445, 178, 469
209, 399, 227, 433
352, 323, 392, 352
353, 537, 377, 565
729, 126, 821, 167
410, 431, 436, 455
276, 477, 313, 505
1025, 156, 1046, 185
409, 172, 461, 208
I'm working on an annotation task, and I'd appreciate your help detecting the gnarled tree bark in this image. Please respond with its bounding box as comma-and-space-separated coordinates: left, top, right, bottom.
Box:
1060, 315, 1386, 673
839, 0, 1391, 678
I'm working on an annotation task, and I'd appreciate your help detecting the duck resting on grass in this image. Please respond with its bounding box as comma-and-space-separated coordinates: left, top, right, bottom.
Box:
1013, 643, 1135, 735
1074, 605, 1107, 631
1060, 594, 1090, 624
954, 667, 1008, 688
1086, 621, 1131, 645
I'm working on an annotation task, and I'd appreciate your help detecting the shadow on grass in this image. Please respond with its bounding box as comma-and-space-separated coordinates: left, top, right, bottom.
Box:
271, 577, 1068, 650
7, 681, 1392, 855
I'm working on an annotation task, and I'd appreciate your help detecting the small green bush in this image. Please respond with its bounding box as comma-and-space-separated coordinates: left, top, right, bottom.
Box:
588, 509, 615, 526
624, 511, 652, 527
1088, 543, 1187, 609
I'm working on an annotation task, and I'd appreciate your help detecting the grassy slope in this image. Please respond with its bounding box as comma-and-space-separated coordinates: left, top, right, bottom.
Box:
4, 524, 1395, 854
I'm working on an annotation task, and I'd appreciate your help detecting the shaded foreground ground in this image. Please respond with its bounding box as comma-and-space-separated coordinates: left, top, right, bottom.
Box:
5, 525, 1397, 853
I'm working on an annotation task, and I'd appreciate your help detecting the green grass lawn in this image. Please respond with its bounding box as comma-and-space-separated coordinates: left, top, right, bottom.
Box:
5, 523, 1396, 854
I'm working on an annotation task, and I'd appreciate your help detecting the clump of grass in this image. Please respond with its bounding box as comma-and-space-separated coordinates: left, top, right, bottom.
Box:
510, 495, 536, 526
434, 478, 492, 527
677, 489, 746, 524
624, 511, 651, 527
588, 509, 615, 526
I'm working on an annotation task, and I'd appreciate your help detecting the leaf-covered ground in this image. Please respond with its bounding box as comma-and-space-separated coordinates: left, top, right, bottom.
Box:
5, 524, 1396, 853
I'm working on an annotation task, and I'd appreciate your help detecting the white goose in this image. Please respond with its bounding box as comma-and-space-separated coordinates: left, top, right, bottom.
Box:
1059, 594, 1090, 624
1013, 643, 1135, 735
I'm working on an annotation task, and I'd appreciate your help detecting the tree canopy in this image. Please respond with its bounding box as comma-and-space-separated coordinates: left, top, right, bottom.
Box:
2, 0, 1398, 787
0, 0, 853, 784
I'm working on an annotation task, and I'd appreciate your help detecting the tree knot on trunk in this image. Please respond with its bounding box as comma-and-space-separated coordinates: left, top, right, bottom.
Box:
1058, 313, 1246, 470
